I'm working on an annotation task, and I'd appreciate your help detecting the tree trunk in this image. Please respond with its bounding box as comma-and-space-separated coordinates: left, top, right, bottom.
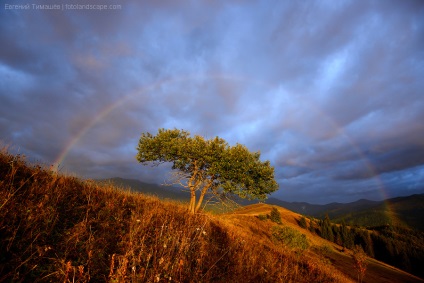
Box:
187, 163, 197, 214
194, 180, 213, 213
189, 188, 196, 214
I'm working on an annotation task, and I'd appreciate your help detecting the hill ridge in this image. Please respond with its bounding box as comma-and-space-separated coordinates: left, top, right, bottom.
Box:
266, 194, 424, 230
1, 153, 422, 282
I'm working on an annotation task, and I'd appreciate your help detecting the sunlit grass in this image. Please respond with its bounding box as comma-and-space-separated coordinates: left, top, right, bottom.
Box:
0, 147, 352, 282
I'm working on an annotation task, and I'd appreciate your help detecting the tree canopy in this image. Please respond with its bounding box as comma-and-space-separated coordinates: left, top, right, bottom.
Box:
136, 128, 279, 213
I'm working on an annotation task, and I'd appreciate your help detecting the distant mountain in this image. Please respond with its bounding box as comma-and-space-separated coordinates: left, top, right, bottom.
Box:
266, 198, 380, 218
267, 194, 424, 231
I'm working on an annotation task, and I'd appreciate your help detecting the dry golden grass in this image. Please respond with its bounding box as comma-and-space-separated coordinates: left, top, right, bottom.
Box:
1, 148, 422, 282
226, 202, 424, 283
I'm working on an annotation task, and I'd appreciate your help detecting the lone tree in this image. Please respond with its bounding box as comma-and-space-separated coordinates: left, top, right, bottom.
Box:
352, 245, 368, 283
136, 128, 279, 214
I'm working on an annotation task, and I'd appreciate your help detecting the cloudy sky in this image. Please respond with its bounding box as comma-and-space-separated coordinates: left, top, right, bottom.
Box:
1, 0, 423, 204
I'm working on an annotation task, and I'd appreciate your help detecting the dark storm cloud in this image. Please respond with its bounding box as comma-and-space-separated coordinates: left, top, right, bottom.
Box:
1, 0, 423, 203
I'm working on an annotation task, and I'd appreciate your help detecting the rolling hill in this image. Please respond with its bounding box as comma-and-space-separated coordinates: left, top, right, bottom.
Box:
98, 177, 424, 231
223, 204, 424, 283
1, 149, 423, 282
267, 194, 424, 231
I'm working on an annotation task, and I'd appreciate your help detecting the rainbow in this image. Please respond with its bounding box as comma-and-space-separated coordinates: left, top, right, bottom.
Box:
52, 73, 402, 227
52, 73, 257, 169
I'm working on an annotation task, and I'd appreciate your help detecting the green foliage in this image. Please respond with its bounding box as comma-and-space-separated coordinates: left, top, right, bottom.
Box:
308, 217, 316, 234
318, 244, 333, 256
298, 215, 307, 229
136, 129, 279, 213
353, 228, 374, 257
335, 210, 392, 228
257, 214, 268, 221
340, 220, 354, 249
269, 207, 282, 224
369, 226, 424, 277
319, 214, 334, 242
272, 226, 309, 251
313, 211, 424, 279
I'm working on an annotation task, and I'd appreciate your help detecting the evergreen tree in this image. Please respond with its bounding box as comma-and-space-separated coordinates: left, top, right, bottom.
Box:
321, 214, 334, 242
353, 228, 373, 257
340, 220, 354, 249
308, 217, 316, 234
270, 207, 282, 224
299, 215, 307, 229
332, 225, 341, 246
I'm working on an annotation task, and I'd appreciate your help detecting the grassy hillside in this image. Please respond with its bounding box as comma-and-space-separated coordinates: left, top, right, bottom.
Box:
98, 177, 241, 214
1, 148, 422, 282
0, 149, 351, 282
227, 204, 424, 283
98, 177, 189, 202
